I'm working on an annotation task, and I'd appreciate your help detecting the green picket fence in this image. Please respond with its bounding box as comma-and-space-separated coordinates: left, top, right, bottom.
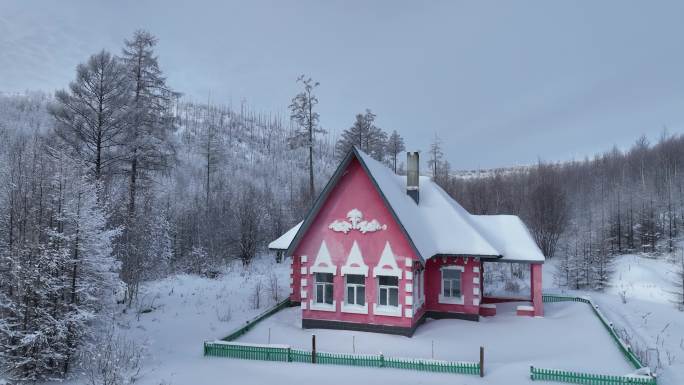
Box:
542, 294, 645, 370
204, 341, 480, 375
204, 341, 290, 361
222, 298, 292, 342
530, 366, 656, 385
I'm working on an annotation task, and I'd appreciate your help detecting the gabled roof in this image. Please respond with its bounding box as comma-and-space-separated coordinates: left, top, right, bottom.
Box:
270, 147, 545, 263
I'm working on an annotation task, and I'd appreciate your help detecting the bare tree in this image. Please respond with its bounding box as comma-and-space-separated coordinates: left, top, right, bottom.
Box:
526, 165, 568, 258
335, 109, 387, 161
288, 75, 324, 204
50, 50, 130, 182
386, 130, 405, 173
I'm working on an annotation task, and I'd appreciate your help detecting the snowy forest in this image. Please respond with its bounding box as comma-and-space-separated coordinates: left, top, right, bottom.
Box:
1, 30, 684, 382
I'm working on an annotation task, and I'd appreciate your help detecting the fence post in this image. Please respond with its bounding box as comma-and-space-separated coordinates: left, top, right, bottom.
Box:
479, 346, 484, 377
312, 334, 317, 364
287, 347, 291, 362
380, 352, 385, 367
530, 366, 534, 381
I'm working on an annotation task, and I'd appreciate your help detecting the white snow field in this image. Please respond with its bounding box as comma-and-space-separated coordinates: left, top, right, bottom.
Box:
234, 302, 634, 376
50, 254, 682, 385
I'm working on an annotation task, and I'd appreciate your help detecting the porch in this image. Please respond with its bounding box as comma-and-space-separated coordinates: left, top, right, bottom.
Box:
478, 261, 544, 318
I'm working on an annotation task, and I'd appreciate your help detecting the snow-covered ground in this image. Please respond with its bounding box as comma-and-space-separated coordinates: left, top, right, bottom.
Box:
543, 254, 684, 385
234, 302, 634, 376
49, 253, 683, 385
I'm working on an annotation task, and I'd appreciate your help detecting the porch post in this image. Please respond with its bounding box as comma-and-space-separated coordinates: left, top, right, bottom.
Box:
530, 263, 543, 317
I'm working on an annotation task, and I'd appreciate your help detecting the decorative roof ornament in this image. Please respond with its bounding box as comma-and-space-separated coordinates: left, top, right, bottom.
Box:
329, 209, 387, 234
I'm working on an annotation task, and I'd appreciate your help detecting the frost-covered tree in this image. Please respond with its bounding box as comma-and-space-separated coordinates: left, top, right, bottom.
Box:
121, 29, 177, 220
119, 30, 177, 304
0, 146, 119, 380
50, 50, 131, 182
525, 165, 568, 259
386, 130, 405, 173
288, 75, 325, 204
335, 109, 387, 161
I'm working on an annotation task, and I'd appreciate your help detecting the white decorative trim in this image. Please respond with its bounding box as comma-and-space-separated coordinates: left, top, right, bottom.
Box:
341, 241, 369, 277
473, 298, 480, 306
301, 290, 307, 299
405, 296, 413, 306
473, 287, 480, 295
301, 255, 308, 263
405, 271, 413, 280
473, 277, 480, 285
517, 305, 534, 311
473, 266, 480, 273
289, 277, 293, 284
404, 308, 413, 318
439, 294, 465, 305
405, 283, 413, 293
373, 242, 402, 278
300, 267, 307, 275
301, 301, 307, 310
481, 303, 496, 309
373, 303, 402, 317
405, 258, 413, 268
301, 279, 307, 287
329, 209, 387, 234
290, 286, 293, 294
310, 240, 337, 274
309, 300, 337, 312
341, 302, 369, 314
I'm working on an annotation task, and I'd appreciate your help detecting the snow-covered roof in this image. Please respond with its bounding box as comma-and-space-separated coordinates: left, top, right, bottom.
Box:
268, 221, 302, 250
270, 147, 545, 263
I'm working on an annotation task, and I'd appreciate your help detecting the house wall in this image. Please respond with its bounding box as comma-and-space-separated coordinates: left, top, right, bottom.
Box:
289, 256, 301, 303
424, 256, 481, 316
292, 158, 420, 329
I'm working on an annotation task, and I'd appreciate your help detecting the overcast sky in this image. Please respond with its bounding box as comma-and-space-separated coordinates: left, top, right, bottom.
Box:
2, 1, 684, 169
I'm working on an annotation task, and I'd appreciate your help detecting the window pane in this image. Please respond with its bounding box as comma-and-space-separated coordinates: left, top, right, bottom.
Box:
316, 285, 324, 303
325, 283, 333, 304
379, 276, 398, 286
316, 273, 333, 283
379, 288, 387, 305
347, 274, 364, 284
347, 286, 354, 304
358, 286, 365, 305
443, 281, 449, 297
443, 269, 460, 279
389, 288, 398, 307
454, 282, 461, 297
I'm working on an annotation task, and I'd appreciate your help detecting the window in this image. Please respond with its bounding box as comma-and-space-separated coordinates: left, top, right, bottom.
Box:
378, 276, 399, 307
345, 274, 365, 306
315, 273, 334, 305
442, 268, 461, 298
413, 269, 424, 307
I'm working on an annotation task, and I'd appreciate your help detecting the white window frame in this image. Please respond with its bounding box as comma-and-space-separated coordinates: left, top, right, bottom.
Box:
342, 274, 368, 314
311, 272, 335, 311
373, 275, 402, 317
438, 265, 464, 305
413, 269, 425, 310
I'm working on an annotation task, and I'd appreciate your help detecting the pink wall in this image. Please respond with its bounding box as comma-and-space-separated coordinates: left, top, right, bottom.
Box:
293, 158, 419, 328
424, 257, 481, 315
290, 256, 301, 303
530, 263, 544, 316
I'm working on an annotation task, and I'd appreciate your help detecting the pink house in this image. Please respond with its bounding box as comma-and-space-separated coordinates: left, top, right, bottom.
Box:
269, 147, 545, 336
